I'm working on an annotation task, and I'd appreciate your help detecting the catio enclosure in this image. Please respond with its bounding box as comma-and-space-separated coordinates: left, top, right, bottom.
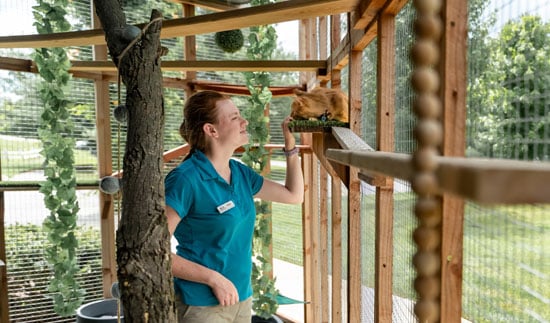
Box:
0, 0, 550, 322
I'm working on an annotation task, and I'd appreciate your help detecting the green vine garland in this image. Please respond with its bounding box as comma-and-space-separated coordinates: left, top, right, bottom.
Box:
33, 0, 84, 316
241, 0, 279, 319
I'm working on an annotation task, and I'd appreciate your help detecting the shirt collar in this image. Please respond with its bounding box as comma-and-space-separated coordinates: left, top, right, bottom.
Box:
190, 150, 219, 181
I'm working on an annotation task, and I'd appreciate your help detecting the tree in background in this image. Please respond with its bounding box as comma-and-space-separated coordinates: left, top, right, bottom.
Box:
470, 15, 550, 160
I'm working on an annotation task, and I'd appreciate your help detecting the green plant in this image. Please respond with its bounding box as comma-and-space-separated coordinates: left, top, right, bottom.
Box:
5, 224, 102, 322
241, 0, 279, 318
32, 0, 84, 316
215, 29, 245, 53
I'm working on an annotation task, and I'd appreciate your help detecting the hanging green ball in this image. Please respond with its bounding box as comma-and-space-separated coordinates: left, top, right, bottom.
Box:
215, 29, 245, 53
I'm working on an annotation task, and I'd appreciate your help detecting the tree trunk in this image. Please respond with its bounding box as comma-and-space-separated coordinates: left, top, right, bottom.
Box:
93, 2, 175, 322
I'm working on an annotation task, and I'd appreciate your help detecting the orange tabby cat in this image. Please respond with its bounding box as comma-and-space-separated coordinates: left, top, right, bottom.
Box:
290, 87, 349, 123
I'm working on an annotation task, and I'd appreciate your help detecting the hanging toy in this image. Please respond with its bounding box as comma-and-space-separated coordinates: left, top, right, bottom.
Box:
114, 104, 128, 123
99, 176, 122, 194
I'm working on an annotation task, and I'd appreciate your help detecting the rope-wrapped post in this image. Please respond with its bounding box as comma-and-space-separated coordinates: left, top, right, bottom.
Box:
410, 0, 443, 322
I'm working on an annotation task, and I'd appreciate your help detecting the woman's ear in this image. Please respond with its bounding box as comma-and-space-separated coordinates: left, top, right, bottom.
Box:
203, 123, 218, 138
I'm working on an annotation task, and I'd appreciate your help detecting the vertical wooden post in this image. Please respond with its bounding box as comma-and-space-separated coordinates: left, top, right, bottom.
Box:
92, 5, 116, 297
347, 46, 363, 323
331, 176, 343, 323
439, 0, 467, 321
0, 164, 9, 322
301, 132, 315, 323
183, 4, 196, 99
374, 12, 396, 322
319, 165, 329, 323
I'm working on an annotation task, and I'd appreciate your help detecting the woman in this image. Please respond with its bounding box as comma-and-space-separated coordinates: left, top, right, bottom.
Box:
164, 90, 304, 322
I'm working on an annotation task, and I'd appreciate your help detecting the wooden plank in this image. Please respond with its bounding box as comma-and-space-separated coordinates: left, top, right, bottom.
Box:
0, 0, 359, 49
330, 177, 343, 323
0, 188, 9, 323
325, 149, 550, 204
319, 166, 330, 323
439, 0, 468, 321
301, 133, 315, 323
310, 154, 322, 323
347, 48, 362, 323
69, 59, 326, 73
90, 13, 117, 297
332, 126, 373, 151
170, 0, 245, 11
0, 56, 35, 72
374, 12, 395, 322
183, 4, 197, 87
353, 0, 386, 29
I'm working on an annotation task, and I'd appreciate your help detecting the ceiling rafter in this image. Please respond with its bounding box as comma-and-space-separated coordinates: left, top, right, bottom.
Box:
0, 0, 360, 49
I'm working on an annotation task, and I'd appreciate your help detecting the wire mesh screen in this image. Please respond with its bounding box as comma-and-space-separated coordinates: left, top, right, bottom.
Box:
1, 71, 104, 322
359, 2, 418, 322
465, 1, 550, 321
391, 3, 417, 323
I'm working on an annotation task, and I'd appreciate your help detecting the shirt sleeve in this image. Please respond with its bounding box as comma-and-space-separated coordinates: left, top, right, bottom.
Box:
234, 161, 264, 195
164, 167, 193, 219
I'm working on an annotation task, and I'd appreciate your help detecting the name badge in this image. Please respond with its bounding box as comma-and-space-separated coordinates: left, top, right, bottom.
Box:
217, 200, 235, 214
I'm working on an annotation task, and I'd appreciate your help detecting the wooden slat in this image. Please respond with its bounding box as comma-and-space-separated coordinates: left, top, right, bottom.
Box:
439, 0, 468, 321
0, 189, 9, 323
374, 11, 395, 322
91, 32, 118, 298
301, 133, 315, 323
319, 166, 330, 323
170, 0, 246, 11
69, 59, 327, 73
330, 177, 343, 323
0, 0, 359, 49
347, 48, 362, 323
331, 126, 373, 151
325, 149, 550, 204
183, 4, 197, 88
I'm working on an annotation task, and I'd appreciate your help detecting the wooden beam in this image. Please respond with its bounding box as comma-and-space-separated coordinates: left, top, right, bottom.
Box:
69, 59, 327, 73
0, 56, 35, 72
330, 177, 343, 323
374, 11, 395, 322
325, 149, 550, 204
439, 0, 468, 321
347, 47, 363, 323
0, 0, 359, 49
319, 166, 330, 323
169, 0, 246, 11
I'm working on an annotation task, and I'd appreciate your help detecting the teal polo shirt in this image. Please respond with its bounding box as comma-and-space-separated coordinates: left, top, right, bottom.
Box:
164, 150, 264, 306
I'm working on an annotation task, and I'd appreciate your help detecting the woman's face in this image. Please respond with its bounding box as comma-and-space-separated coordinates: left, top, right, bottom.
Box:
213, 99, 249, 148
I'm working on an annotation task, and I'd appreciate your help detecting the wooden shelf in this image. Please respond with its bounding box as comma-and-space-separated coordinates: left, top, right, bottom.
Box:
323, 126, 550, 204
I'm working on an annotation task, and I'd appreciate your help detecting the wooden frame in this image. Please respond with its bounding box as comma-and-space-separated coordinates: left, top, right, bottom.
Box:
1, 0, 549, 322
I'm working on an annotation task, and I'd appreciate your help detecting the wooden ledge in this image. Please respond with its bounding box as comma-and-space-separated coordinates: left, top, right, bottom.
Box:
326, 148, 550, 204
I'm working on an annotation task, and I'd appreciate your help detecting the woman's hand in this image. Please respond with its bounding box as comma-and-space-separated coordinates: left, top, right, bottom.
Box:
209, 272, 239, 306
281, 116, 296, 150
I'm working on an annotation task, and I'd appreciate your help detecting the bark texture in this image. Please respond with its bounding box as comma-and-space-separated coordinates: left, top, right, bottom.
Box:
93, 2, 175, 321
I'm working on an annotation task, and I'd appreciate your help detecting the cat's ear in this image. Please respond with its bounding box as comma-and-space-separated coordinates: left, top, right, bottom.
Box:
294, 88, 306, 96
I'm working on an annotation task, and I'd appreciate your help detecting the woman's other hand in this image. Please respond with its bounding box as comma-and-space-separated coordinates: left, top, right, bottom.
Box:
209, 272, 239, 306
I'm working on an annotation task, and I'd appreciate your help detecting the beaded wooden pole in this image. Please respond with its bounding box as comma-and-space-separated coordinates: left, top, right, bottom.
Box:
410, 0, 443, 322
